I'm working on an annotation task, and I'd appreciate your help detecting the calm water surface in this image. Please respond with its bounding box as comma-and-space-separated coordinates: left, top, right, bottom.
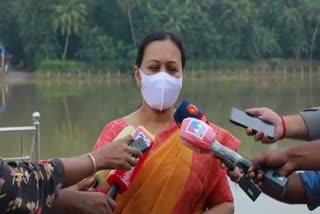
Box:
0, 72, 319, 214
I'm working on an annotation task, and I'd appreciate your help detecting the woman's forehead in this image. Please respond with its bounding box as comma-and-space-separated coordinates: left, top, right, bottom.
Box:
143, 40, 182, 65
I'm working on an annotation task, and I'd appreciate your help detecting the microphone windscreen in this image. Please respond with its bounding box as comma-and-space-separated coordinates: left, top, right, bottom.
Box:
114, 126, 136, 141
132, 126, 154, 147
179, 118, 216, 153
174, 100, 205, 125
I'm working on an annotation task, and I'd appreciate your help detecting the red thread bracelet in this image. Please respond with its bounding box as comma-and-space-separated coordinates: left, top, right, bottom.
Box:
280, 115, 286, 139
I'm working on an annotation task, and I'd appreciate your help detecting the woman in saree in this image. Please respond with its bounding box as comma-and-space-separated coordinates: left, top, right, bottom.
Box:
93, 31, 240, 214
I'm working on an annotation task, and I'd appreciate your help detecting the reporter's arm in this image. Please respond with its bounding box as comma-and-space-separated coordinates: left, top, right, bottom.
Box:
249, 141, 320, 177
244, 107, 316, 143
0, 159, 65, 213
61, 153, 97, 187
262, 107, 320, 141
283, 115, 308, 140
299, 107, 320, 141
62, 135, 142, 187
261, 173, 308, 204
299, 171, 320, 210
51, 187, 116, 214
284, 141, 320, 171
50, 178, 116, 214
261, 172, 320, 210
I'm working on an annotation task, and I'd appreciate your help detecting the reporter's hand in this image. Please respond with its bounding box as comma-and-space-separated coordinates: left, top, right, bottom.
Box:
219, 161, 243, 183
245, 107, 284, 144
52, 179, 116, 214
69, 177, 96, 192
71, 179, 116, 214
227, 167, 243, 183
93, 135, 143, 170
76, 191, 116, 214
248, 148, 295, 187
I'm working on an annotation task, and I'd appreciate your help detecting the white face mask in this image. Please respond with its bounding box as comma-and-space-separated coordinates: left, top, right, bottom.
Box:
139, 69, 183, 111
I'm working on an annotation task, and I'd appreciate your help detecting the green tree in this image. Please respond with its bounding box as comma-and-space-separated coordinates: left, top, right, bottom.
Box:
307, 0, 320, 61
281, 7, 308, 59
116, 0, 140, 49
1, 0, 320, 69
51, 1, 87, 60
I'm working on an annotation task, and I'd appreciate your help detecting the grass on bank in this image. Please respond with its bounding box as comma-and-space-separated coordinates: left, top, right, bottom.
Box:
35, 59, 320, 74
37, 59, 134, 74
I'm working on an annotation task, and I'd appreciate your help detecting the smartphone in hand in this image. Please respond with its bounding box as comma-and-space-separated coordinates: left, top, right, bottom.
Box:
229, 107, 275, 139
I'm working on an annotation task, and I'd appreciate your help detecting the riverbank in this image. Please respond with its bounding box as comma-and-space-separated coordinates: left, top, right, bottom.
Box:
34, 59, 320, 74
2, 58, 320, 83
1, 68, 320, 85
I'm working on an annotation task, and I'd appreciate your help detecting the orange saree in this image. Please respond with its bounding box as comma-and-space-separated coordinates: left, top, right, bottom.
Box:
93, 118, 240, 214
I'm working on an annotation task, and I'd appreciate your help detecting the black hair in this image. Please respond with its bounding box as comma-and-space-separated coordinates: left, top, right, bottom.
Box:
135, 31, 186, 69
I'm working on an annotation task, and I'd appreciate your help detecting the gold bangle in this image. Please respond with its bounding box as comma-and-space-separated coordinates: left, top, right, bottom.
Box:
87, 153, 97, 175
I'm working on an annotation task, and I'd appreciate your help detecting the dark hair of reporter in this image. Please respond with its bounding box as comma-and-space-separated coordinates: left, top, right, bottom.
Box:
135, 31, 186, 69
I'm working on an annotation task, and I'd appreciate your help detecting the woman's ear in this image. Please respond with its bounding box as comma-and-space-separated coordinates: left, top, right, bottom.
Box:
134, 66, 141, 88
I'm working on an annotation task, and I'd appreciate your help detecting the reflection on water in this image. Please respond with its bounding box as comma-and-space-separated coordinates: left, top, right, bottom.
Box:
0, 72, 319, 214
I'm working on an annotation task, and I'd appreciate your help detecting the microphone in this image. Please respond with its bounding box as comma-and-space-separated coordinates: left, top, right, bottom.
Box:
174, 100, 263, 201
106, 126, 154, 199
179, 118, 289, 201
174, 100, 260, 200
93, 126, 136, 191
174, 100, 209, 126
174, 100, 238, 170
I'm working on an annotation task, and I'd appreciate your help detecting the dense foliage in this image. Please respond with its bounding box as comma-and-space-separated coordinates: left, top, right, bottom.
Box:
0, 0, 319, 70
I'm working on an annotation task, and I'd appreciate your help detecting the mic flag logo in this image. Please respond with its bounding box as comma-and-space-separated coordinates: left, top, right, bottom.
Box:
185, 119, 208, 140
132, 126, 154, 146
187, 104, 199, 115
137, 132, 151, 145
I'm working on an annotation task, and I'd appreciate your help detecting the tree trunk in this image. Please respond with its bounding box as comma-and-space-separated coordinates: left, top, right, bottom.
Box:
1, 52, 4, 71
309, 23, 319, 62
63, 33, 70, 60
295, 47, 300, 60
127, 2, 137, 49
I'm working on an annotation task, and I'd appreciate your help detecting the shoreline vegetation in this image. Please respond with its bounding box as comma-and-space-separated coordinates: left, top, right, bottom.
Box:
32, 59, 320, 78
2, 59, 320, 84
35, 58, 320, 74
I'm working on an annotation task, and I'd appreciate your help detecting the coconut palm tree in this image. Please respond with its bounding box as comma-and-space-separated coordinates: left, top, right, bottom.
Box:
51, 1, 87, 60
116, 0, 140, 49
308, 0, 320, 62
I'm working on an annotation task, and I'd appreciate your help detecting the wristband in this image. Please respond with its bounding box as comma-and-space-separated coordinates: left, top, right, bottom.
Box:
280, 116, 286, 139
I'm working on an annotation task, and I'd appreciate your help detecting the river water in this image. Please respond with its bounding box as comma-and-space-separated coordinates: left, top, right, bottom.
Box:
0, 72, 319, 214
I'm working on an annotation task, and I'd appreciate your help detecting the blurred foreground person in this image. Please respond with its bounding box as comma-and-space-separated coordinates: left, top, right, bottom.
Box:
0, 136, 142, 214
228, 107, 320, 211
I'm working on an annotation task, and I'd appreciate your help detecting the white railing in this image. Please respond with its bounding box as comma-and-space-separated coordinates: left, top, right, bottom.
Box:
0, 112, 40, 162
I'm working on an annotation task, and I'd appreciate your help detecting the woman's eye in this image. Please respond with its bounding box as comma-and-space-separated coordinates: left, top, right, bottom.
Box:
149, 66, 159, 71
168, 67, 178, 73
